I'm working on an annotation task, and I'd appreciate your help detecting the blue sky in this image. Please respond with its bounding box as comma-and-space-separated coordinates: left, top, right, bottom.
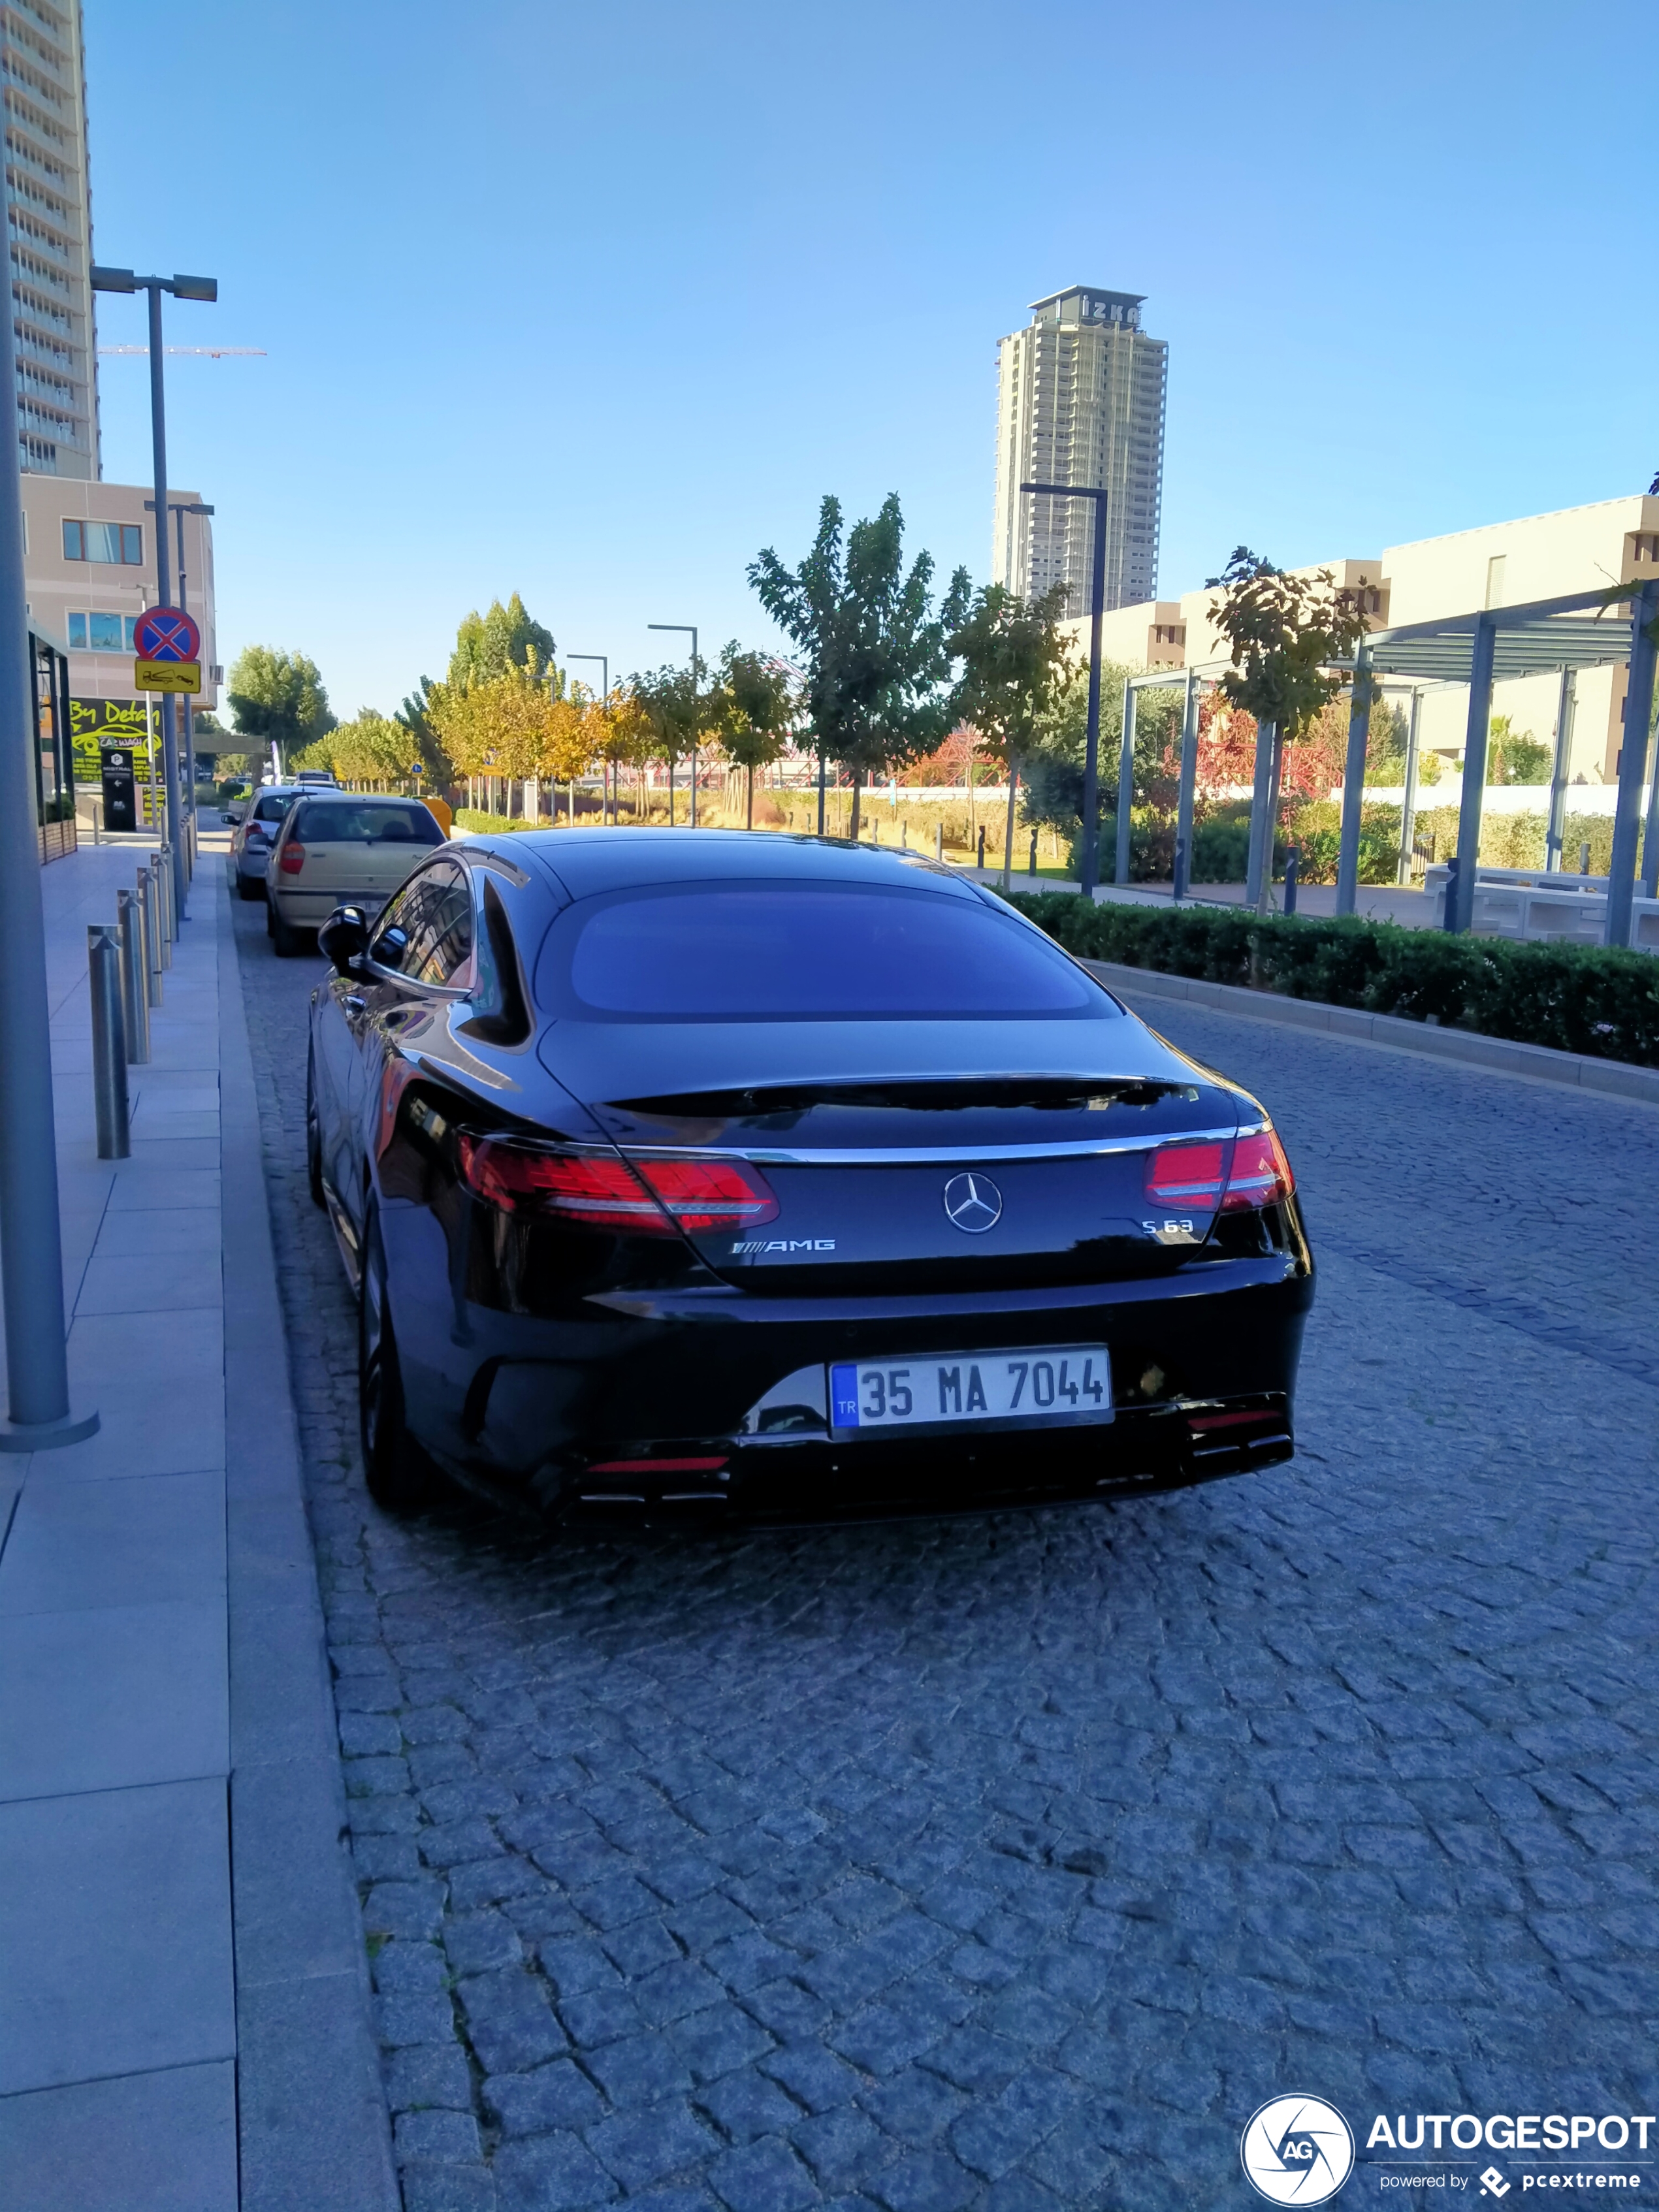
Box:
85, 0, 1658, 722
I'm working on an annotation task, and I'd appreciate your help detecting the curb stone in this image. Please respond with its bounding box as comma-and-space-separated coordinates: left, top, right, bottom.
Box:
217, 875, 402, 2211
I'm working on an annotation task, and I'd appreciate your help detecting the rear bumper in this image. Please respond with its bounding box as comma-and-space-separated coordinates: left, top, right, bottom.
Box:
271, 885, 389, 927
389, 1228, 1313, 1519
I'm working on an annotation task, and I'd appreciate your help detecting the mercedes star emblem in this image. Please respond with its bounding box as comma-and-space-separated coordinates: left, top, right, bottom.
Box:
942, 1171, 1003, 1234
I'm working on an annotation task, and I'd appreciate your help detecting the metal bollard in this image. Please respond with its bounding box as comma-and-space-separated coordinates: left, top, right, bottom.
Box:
1028, 825, 1038, 875
117, 888, 150, 1063
1580, 841, 1592, 878
87, 925, 130, 1159
1442, 854, 1461, 933
1283, 846, 1299, 916
976, 825, 986, 869
155, 846, 174, 965
1172, 834, 1189, 903
137, 867, 163, 1006
935, 822, 943, 862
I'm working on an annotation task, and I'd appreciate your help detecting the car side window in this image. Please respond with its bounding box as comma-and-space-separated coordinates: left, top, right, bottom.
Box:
370, 862, 472, 986
369, 873, 435, 974
409, 866, 474, 986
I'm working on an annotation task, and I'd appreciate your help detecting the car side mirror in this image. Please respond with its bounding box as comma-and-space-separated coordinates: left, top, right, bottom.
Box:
318, 905, 369, 978
223, 807, 243, 825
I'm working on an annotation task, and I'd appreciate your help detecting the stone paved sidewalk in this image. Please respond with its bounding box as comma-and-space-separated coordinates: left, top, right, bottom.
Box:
0, 841, 396, 2212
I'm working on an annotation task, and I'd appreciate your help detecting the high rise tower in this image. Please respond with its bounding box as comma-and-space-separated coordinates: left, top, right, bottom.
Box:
992, 286, 1165, 617
3, 0, 99, 477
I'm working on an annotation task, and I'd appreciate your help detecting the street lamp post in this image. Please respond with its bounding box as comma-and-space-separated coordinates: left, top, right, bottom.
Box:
568, 654, 608, 823
648, 622, 699, 827
1021, 483, 1110, 899
91, 266, 217, 925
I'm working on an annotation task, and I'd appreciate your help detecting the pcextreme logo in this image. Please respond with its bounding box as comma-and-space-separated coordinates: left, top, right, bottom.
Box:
1242, 2097, 1356, 2204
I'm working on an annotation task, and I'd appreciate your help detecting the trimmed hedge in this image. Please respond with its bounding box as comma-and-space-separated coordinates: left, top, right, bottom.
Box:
1007, 891, 1659, 1069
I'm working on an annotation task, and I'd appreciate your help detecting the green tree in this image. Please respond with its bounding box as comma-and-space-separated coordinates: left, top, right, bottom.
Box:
298, 711, 421, 786
1205, 549, 1372, 905
226, 646, 334, 775
628, 661, 713, 822
946, 585, 1071, 884
1018, 655, 1138, 833
395, 675, 454, 789
710, 644, 797, 827
449, 593, 556, 688
749, 494, 970, 839
1487, 714, 1551, 785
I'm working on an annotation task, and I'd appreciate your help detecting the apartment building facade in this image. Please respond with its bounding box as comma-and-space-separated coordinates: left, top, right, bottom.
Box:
3, 0, 99, 477
992, 286, 1167, 620
22, 473, 220, 776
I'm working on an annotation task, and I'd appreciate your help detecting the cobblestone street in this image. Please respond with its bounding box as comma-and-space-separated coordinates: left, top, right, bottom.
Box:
233, 897, 1659, 2212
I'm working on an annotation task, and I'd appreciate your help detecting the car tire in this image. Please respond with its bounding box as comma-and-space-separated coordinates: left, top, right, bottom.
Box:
359, 1200, 435, 1513
271, 910, 304, 957
305, 1051, 327, 1210
236, 872, 265, 901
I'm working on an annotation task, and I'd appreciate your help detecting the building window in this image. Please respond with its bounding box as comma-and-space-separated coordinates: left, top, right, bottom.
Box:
67, 611, 138, 652
62, 519, 143, 565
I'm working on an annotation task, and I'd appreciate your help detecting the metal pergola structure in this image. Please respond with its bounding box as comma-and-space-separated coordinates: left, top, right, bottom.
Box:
1109, 582, 1659, 944
1350, 584, 1658, 940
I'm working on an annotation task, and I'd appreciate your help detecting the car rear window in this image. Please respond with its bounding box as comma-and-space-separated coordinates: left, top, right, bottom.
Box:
543, 883, 1114, 1022
290, 801, 443, 846
253, 792, 293, 823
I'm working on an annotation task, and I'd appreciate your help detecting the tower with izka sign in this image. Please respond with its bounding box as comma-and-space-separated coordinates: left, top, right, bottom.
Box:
991, 285, 1167, 619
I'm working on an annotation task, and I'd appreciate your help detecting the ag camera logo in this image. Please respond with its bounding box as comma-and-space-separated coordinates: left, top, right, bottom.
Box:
1241, 2096, 1355, 2204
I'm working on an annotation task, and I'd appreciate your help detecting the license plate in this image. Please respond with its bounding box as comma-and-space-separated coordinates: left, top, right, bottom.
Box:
829, 1345, 1112, 1432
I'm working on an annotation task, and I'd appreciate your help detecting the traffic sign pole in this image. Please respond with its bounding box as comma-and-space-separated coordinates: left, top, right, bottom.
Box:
148, 283, 186, 927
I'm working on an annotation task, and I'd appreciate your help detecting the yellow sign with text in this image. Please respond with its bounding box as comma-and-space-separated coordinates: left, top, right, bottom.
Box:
133, 659, 201, 694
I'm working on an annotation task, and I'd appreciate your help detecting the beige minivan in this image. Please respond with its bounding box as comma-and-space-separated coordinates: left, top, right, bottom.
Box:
265, 792, 447, 955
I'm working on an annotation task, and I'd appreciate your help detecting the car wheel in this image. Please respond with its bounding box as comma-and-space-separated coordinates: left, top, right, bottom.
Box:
271, 910, 304, 957
359, 1200, 435, 1512
305, 1051, 327, 1210
236, 871, 265, 901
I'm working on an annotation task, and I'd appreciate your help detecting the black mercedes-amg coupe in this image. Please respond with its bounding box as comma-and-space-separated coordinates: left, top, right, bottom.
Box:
305, 830, 1312, 1520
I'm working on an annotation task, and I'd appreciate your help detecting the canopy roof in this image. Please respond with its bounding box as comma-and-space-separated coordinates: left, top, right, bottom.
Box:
1363, 588, 1635, 682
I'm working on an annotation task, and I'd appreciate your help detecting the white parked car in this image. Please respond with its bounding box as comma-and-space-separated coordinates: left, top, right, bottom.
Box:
264, 792, 447, 955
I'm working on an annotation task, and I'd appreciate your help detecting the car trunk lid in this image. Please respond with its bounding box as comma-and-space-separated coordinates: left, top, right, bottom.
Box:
596, 1076, 1244, 1292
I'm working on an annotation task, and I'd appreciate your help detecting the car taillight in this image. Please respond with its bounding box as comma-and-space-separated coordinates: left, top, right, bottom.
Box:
1221, 1127, 1295, 1211
457, 1134, 671, 1229
279, 843, 305, 873
1144, 1141, 1227, 1208
632, 1157, 779, 1231
1144, 1129, 1295, 1217
455, 1137, 780, 1236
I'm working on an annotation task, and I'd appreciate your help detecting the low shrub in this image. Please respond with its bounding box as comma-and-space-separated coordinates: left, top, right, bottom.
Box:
1005, 892, 1659, 1068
